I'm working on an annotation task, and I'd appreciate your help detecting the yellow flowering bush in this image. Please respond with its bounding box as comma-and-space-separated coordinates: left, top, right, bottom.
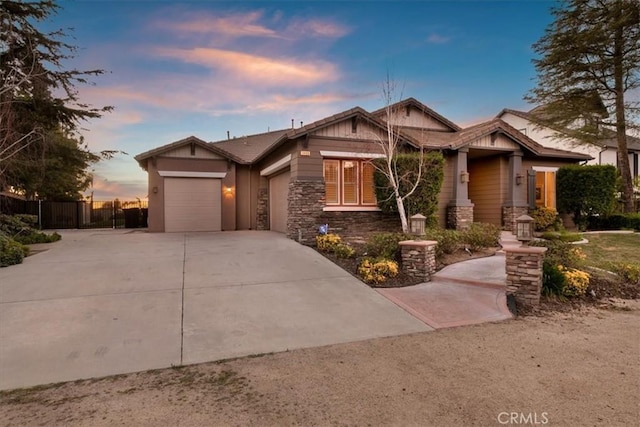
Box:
316, 233, 342, 252
558, 265, 590, 297
608, 262, 640, 285
358, 258, 398, 285
570, 247, 587, 261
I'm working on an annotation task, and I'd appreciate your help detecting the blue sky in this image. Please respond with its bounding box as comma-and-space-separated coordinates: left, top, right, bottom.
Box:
48, 0, 556, 200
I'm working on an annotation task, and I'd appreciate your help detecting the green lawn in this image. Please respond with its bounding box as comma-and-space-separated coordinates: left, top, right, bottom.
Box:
580, 233, 640, 268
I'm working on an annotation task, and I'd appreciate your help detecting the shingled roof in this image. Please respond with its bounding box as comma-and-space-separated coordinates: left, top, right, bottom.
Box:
134, 136, 230, 170
210, 129, 289, 164
450, 118, 592, 160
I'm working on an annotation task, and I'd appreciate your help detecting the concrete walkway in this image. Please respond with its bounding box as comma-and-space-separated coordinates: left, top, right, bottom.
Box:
377, 232, 517, 329
0, 230, 430, 391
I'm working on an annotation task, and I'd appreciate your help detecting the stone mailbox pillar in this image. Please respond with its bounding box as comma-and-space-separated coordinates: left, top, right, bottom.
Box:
504, 246, 547, 307
399, 240, 438, 282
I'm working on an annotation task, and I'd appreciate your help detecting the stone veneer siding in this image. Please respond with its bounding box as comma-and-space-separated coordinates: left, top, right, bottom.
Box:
502, 206, 529, 232
505, 246, 547, 307
285, 179, 403, 245
447, 205, 474, 230
399, 240, 438, 282
318, 211, 401, 241
286, 179, 325, 244
256, 188, 269, 230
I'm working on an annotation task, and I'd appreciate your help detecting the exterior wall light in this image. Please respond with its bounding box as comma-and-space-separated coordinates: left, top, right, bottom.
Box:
152, 186, 158, 194
224, 186, 234, 195
460, 171, 470, 184
515, 214, 534, 245
515, 174, 523, 186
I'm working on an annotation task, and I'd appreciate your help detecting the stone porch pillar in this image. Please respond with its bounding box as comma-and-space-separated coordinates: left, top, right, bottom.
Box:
502, 151, 529, 231
399, 240, 438, 282
504, 246, 547, 307
447, 148, 474, 229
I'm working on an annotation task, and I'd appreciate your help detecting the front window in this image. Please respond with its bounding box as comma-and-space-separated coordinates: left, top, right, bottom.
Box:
535, 170, 556, 209
323, 159, 377, 207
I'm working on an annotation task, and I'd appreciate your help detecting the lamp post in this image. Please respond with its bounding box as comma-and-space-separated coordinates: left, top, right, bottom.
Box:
515, 214, 534, 246
410, 213, 426, 237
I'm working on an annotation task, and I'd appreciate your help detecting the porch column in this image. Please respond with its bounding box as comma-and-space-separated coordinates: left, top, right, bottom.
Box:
502, 151, 529, 231
447, 148, 474, 229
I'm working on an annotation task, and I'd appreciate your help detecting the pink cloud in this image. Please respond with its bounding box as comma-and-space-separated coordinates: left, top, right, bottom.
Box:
160, 11, 280, 39
154, 47, 339, 87
286, 19, 351, 38
155, 10, 349, 41
86, 175, 147, 201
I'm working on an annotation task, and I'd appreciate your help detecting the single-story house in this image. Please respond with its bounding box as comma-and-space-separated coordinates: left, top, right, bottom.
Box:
135, 98, 591, 242
498, 107, 640, 180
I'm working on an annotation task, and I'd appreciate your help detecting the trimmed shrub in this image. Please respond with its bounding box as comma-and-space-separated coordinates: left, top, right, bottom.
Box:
540, 231, 583, 243
364, 232, 413, 260
373, 152, 444, 221
316, 233, 342, 252
532, 207, 559, 231
0, 214, 61, 244
556, 165, 617, 230
358, 258, 398, 285
333, 243, 356, 259
0, 233, 29, 268
531, 239, 586, 269
424, 227, 460, 258
460, 223, 500, 251
587, 213, 640, 231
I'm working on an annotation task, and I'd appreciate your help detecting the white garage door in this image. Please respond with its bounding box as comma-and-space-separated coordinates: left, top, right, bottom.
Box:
269, 170, 290, 233
164, 178, 221, 232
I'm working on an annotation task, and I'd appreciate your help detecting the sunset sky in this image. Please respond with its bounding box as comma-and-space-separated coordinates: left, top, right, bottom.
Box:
48, 0, 556, 200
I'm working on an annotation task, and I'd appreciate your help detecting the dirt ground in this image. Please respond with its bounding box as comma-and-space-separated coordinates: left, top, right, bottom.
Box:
1, 302, 638, 427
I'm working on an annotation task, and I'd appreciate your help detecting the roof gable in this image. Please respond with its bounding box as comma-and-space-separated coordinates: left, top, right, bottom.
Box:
134, 136, 229, 170
451, 119, 591, 160
372, 97, 462, 132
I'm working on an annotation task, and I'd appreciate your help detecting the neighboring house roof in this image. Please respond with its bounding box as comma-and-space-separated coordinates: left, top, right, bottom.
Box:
497, 108, 640, 152
211, 129, 289, 164
371, 97, 462, 132
134, 136, 229, 170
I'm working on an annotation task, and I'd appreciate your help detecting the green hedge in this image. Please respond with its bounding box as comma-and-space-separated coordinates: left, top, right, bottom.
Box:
556, 165, 617, 230
0, 233, 29, 267
586, 213, 640, 231
373, 152, 444, 221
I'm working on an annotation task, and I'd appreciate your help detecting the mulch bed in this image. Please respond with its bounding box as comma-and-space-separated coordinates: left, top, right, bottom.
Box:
317, 244, 498, 288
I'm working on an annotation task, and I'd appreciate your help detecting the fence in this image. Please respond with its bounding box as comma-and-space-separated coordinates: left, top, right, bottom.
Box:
0, 196, 148, 229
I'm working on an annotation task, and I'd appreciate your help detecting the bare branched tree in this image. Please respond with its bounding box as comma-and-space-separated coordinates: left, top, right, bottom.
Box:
370, 75, 426, 233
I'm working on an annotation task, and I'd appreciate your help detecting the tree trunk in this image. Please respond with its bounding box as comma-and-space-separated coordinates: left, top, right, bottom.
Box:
395, 189, 409, 233
613, 9, 634, 213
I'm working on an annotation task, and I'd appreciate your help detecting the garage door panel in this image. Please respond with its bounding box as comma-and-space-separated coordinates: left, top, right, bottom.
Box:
269, 170, 289, 233
165, 178, 221, 232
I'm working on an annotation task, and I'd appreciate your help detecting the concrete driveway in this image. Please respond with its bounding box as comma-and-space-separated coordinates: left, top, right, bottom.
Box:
0, 230, 430, 390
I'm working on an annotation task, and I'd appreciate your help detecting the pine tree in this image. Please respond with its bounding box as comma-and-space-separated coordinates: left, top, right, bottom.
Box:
526, 0, 640, 213
0, 0, 112, 199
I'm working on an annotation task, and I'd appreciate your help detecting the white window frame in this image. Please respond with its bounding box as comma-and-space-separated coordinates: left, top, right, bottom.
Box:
322, 158, 380, 210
